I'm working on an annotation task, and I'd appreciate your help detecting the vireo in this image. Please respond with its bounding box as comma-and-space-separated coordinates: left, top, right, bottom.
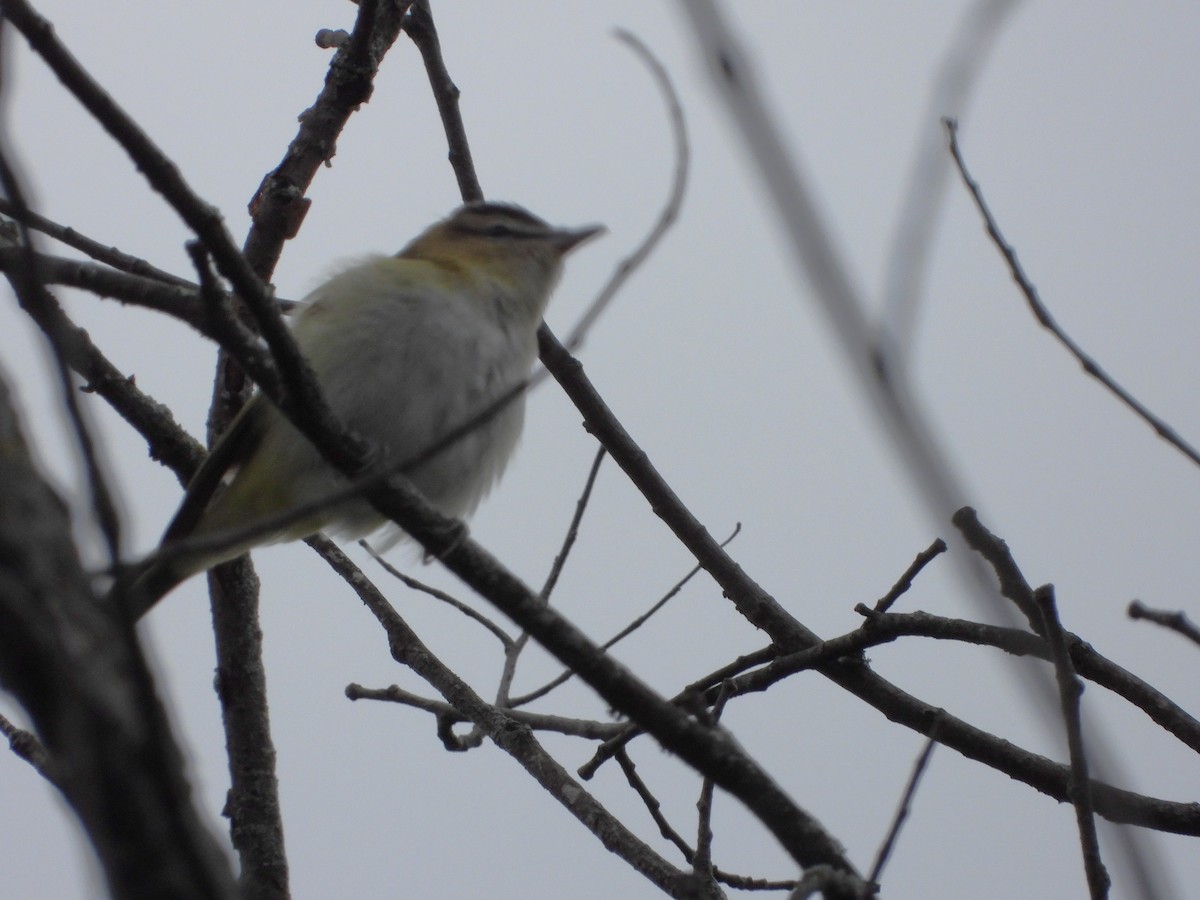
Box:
128, 201, 603, 616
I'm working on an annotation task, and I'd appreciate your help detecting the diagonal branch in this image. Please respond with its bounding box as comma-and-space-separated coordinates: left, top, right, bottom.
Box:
312, 536, 700, 898
401, 0, 481, 203
2, 0, 354, 461
0, 197, 190, 285
866, 728, 939, 893
1036, 586, 1110, 898
945, 118, 1200, 470
243, 0, 415, 276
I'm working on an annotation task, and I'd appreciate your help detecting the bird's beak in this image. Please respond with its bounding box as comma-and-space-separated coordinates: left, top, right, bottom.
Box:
552, 223, 606, 254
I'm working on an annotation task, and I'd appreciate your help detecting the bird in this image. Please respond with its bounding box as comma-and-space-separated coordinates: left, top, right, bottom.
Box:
124, 201, 603, 618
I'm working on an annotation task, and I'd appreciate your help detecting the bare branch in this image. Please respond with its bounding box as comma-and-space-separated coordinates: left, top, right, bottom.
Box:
540, 446, 607, 602
872, 538, 947, 613
560, 29, 690, 355
0, 248, 203, 478
693, 686, 733, 892
205, 558, 287, 900
866, 728, 939, 894
616, 749, 696, 862
3, 0, 360, 477
243, 0, 414, 275
494, 447, 606, 709
401, 0, 481, 203
945, 117, 1200, 470
578, 643, 778, 779
360, 540, 514, 649
1128, 600, 1200, 649
0, 197, 189, 285
595, 603, 1200, 836
951, 506, 1043, 632
346, 684, 625, 741
1036, 586, 1110, 898
511, 523, 740, 709
312, 536, 698, 897
0, 711, 59, 788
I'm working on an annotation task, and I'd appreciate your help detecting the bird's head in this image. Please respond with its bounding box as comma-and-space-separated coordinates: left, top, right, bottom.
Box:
399, 202, 604, 317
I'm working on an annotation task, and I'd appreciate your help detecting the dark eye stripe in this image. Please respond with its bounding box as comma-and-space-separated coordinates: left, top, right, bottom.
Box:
466, 202, 545, 227
450, 202, 551, 239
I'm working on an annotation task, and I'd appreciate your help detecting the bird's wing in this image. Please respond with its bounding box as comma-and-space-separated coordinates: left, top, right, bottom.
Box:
161, 397, 268, 544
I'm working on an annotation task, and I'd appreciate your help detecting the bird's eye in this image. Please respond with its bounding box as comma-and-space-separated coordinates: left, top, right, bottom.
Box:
485, 223, 512, 237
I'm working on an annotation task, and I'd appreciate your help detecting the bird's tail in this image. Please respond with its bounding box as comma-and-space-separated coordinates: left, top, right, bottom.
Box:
110, 553, 196, 621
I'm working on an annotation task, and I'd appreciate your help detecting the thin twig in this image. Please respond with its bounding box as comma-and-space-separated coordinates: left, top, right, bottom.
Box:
311, 535, 695, 896
873, 537, 947, 613
693, 685, 732, 889
686, 645, 780, 691
950, 508, 1170, 900
0, 711, 60, 788
865, 726, 939, 894
616, 748, 696, 861
0, 197, 189, 285
1036, 585, 1110, 899
579, 643, 778, 777
541, 446, 607, 602
511, 523, 741, 709
359, 540, 514, 649
615, 749, 800, 895
559, 29, 690, 355
1128, 600, 1200, 649
346, 684, 625, 741
494, 447, 606, 708
0, 248, 204, 480
242, 0, 414, 276
946, 117, 1200, 470
3, 0, 361, 487
693, 771, 717, 885
401, 0, 482, 203
604, 523, 743, 649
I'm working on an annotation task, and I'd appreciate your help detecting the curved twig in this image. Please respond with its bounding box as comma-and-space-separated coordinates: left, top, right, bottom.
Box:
559, 29, 690, 354
945, 118, 1200, 471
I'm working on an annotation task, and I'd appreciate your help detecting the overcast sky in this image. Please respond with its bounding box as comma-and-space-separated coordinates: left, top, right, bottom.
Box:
2, 2, 1199, 898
